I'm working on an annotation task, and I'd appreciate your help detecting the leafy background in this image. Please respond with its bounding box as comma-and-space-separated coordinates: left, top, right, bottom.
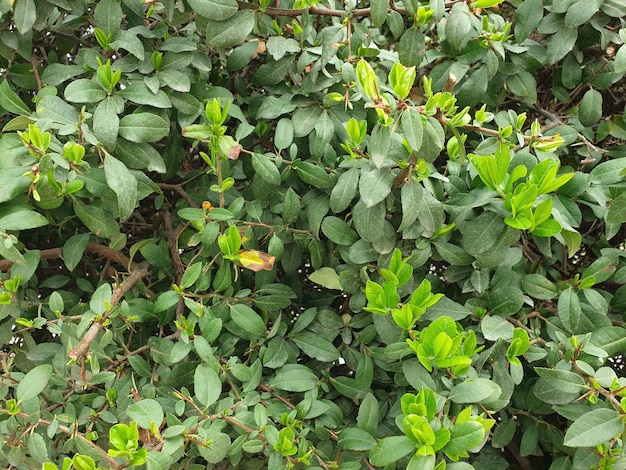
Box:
0, 0, 626, 469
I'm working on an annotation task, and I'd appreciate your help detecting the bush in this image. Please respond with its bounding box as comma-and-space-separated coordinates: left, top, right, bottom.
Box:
1, 0, 626, 468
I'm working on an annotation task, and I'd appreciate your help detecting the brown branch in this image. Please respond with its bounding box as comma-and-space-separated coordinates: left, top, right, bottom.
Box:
0, 242, 139, 272
236, 1, 373, 17
68, 267, 149, 361
158, 182, 199, 208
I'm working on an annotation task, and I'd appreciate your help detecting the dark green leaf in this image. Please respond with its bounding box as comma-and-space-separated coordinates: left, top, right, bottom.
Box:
369, 436, 415, 467
563, 409, 622, 447
206, 11, 255, 49
0, 80, 31, 115
119, 113, 170, 143
104, 154, 138, 222
398, 27, 426, 67
187, 0, 238, 21
194, 364, 222, 407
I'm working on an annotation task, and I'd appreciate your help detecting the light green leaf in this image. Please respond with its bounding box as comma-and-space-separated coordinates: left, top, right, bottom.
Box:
309, 267, 343, 290
41, 64, 86, 86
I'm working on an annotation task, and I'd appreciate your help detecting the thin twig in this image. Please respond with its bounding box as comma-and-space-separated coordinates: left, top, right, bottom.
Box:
68, 267, 149, 361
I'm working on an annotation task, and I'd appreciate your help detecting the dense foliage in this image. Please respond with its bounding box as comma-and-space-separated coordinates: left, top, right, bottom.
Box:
1, 0, 626, 468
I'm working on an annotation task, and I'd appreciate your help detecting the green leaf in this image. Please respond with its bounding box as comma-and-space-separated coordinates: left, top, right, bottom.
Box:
589, 158, 626, 184
94, 0, 122, 36
127, 399, 164, 429
398, 27, 426, 67
13, 0, 37, 35
357, 393, 380, 436
194, 364, 222, 407
564, 0, 602, 27
104, 154, 138, 222
119, 82, 172, 108
309, 267, 343, 290
292, 106, 322, 137
445, 3, 472, 52
359, 168, 394, 208
578, 89, 603, 127
401, 107, 424, 152
41, 64, 86, 86
0, 206, 48, 230
119, 113, 170, 143
330, 167, 359, 213
206, 11, 255, 49
449, 378, 501, 403
534, 368, 586, 405
274, 118, 294, 150
256, 95, 296, 120
398, 182, 423, 232
37, 96, 80, 126
444, 421, 485, 461
116, 139, 166, 174
230, 304, 265, 337
64, 79, 107, 103
16, 364, 52, 402
270, 364, 318, 392
506, 71, 537, 103
353, 200, 385, 243
292, 332, 340, 362
338, 428, 377, 451
73, 199, 120, 240
563, 409, 623, 447
370, 0, 388, 29
321, 216, 359, 246
369, 436, 415, 467
514, 0, 544, 43
461, 211, 505, 257
488, 287, 524, 316
93, 98, 120, 151
196, 429, 230, 464
0, 80, 31, 115
158, 69, 191, 93
418, 191, 445, 238
558, 288, 581, 333
547, 28, 578, 64
187, 0, 238, 21
522, 274, 558, 299
481, 315, 515, 341
590, 326, 626, 356
295, 162, 334, 188
252, 153, 281, 185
